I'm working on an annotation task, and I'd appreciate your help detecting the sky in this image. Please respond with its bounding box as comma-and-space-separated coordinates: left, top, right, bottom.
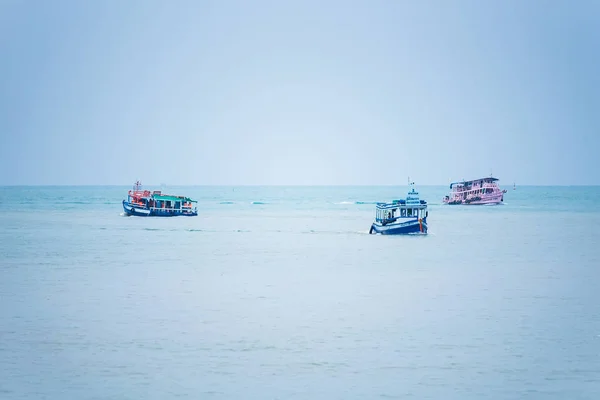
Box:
0, 0, 598, 186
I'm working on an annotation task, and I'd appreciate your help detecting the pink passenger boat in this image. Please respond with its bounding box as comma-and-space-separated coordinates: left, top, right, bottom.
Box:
443, 176, 507, 205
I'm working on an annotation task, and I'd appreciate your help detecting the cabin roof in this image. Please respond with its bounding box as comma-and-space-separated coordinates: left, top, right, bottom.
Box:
450, 177, 499, 188
152, 194, 197, 202
376, 202, 427, 210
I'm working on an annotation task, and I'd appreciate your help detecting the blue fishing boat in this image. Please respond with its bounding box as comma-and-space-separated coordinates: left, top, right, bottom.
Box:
369, 182, 428, 235
122, 181, 198, 217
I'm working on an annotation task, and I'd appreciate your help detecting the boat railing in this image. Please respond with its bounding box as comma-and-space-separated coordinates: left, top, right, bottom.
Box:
128, 190, 151, 197
376, 203, 427, 210
148, 206, 197, 213
149, 204, 197, 210
452, 183, 500, 192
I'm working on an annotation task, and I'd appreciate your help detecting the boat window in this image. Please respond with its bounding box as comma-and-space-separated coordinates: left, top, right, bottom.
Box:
407, 209, 412, 217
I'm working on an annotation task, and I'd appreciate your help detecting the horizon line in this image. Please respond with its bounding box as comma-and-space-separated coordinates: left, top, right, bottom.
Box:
2, 183, 599, 187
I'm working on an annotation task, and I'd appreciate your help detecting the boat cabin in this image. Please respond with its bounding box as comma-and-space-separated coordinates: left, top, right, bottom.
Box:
149, 194, 197, 213
449, 177, 500, 193
375, 202, 428, 223
374, 186, 428, 224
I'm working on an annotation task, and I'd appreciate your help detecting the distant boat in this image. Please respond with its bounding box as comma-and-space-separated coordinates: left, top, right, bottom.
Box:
122, 181, 198, 217
369, 182, 428, 235
443, 176, 507, 205
513, 182, 516, 190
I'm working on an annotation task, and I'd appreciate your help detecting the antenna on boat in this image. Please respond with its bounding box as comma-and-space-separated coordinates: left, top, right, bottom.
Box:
407, 176, 415, 192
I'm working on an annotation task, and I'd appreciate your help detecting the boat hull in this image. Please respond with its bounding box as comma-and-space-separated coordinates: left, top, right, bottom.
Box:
122, 200, 198, 217
369, 218, 427, 235
443, 193, 504, 205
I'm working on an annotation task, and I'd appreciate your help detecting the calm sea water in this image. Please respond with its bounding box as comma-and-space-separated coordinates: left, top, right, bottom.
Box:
1, 185, 599, 399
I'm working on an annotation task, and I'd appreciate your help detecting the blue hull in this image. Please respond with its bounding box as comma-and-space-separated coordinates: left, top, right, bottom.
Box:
122, 200, 197, 217
369, 219, 427, 235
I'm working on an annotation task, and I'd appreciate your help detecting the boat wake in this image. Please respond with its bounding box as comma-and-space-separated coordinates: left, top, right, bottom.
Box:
300, 229, 372, 236
334, 201, 378, 205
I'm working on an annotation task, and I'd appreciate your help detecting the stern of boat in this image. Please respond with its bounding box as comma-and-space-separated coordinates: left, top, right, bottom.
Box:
369, 219, 427, 235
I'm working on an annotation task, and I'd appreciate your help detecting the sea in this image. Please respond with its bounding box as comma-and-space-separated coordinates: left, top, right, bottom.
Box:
1, 185, 599, 399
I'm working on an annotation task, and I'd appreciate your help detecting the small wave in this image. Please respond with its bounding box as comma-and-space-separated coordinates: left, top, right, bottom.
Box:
219, 201, 235, 204
250, 201, 267, 205
355, 201, 378, 205
119, 212, 129, 217
335, 201, 354, 205
187, 229, 203, 232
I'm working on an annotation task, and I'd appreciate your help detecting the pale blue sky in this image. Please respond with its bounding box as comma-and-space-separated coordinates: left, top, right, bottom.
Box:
1, 0, 598, 185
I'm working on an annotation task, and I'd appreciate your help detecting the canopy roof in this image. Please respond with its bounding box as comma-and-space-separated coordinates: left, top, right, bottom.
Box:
450, 177, 498, 189
151, 194, 197, 202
